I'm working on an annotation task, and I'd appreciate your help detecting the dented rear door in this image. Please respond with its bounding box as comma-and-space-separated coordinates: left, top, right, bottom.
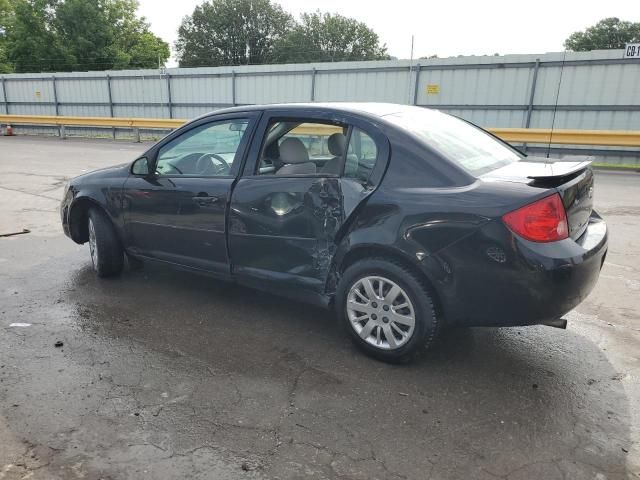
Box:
228, 176, 344, 294
227, 108, 388, 299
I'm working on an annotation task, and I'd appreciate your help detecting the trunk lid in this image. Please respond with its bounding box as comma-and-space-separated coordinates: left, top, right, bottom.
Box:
483, 157, 594, 240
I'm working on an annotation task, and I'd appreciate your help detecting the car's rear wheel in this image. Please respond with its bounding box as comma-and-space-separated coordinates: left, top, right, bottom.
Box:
88, 208, 124, 277
336, 258, 439, 363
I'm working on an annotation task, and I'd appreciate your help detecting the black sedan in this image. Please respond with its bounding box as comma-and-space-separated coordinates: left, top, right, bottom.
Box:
61, 103, 608, 362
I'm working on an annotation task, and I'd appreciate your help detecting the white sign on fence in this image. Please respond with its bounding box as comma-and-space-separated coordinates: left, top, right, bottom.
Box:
624, 43, 640, 58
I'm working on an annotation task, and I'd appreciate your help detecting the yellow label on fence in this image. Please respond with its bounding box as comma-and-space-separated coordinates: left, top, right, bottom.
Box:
426, 84, 440, 94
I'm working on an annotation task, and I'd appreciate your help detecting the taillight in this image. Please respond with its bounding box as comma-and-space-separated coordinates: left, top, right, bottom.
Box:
502, 193, 568, 243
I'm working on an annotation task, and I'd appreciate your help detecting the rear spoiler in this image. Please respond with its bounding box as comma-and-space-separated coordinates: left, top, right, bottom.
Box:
526, 160, 592, 181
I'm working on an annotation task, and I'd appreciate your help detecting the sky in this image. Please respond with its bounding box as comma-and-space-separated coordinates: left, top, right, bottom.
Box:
138, 0, 640, 66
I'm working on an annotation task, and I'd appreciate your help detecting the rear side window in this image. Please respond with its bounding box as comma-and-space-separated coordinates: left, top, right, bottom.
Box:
344, 128, 378, 183
385, 108, 522, 176
282, 123, 344, 159
257, 120, 348, 176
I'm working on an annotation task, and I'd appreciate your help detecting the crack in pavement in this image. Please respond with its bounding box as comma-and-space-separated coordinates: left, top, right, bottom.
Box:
0, 185, 60, 202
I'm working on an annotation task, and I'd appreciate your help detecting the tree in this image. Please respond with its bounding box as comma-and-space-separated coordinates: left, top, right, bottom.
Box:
54, 0, 169, 70
4, 0, 169, 73
5, 0, 72, 73
124, 31, 171, 69
273, 12, 388, 63
564, 17, 640, 51
175, 0, 294, 67
0, 0, 16, 72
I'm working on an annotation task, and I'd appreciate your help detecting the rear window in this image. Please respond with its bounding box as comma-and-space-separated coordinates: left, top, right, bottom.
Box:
384, 109, 522, 176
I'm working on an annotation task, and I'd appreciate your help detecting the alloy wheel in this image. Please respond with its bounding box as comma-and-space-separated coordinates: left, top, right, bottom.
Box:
88, 218, 98, 270
346, 276, 416, 350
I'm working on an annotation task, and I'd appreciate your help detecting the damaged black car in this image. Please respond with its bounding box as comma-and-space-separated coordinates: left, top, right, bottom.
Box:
61, 103, 608, 362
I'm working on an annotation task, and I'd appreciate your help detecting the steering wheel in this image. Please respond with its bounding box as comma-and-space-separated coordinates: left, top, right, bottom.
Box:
195, 153, 231, 175
157, 161, 183, 175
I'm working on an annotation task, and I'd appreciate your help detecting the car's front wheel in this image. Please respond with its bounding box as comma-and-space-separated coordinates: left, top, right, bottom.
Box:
336, 258, 440, 363
87, 208, 124, 277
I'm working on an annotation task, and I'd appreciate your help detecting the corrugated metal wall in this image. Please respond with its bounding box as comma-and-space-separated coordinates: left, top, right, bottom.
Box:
1, 50, 639, 161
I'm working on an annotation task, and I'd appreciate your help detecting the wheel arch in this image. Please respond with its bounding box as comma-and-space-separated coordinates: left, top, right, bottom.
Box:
68, 197, 114, 244
328, 244, 445, 320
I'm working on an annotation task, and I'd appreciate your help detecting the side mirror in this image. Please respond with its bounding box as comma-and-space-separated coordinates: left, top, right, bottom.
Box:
131, 157, 151, 176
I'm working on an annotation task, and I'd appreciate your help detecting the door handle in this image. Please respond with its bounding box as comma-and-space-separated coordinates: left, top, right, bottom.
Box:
192, 193, 219, 206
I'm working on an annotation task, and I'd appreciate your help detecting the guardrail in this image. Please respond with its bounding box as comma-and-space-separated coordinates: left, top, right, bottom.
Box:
0, 114, 184, 142
1, 114, 640, 147
491, 128, 640, 148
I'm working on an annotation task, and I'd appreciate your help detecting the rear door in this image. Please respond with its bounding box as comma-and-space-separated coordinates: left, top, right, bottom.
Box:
122, 112, 259, 273
228, 109, 388, 301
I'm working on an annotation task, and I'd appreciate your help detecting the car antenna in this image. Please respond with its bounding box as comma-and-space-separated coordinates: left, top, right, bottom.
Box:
406, 34, 415, 104
546, 49, 567, 159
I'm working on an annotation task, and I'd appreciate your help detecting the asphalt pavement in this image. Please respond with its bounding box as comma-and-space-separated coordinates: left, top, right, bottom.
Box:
1, 136, 639, 479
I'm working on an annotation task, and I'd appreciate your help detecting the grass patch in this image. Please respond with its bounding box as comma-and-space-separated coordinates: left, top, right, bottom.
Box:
592, 162, 640, 171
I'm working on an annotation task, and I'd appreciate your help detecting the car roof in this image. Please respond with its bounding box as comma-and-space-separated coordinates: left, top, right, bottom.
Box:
202, 102, 431, 119
184, 102, 475, 187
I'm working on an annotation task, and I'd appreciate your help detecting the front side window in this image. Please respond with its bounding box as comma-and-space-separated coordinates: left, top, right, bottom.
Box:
156, 119, 249, 176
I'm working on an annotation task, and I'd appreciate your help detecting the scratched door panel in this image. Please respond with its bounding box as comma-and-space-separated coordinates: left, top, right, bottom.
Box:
228, 177, 343, 292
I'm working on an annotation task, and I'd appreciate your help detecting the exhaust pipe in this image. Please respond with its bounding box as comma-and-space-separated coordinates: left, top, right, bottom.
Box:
542, 318, 567, 329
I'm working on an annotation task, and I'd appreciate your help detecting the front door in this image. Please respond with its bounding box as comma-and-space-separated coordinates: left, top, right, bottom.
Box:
228, 110, 384, 301
122, 113, 258, 273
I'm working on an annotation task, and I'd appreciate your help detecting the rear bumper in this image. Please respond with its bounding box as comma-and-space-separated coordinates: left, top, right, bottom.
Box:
423, 212, 608, 327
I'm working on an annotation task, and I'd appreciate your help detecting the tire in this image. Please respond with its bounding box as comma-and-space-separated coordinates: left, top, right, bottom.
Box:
87, 207, 124, 277
336, 257, 439, 363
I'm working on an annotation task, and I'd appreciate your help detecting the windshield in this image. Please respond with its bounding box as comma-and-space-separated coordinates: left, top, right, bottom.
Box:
384, 108, 522, 176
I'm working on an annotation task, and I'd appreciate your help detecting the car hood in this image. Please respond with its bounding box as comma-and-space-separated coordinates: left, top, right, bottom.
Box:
71, 162, 130, 183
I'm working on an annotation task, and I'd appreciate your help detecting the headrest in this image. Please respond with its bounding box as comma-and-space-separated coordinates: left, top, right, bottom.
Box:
327, 133, 346, 156
279, 137, 309, 164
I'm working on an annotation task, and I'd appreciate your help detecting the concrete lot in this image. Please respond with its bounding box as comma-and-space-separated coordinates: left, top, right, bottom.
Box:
0, 136, 639, 479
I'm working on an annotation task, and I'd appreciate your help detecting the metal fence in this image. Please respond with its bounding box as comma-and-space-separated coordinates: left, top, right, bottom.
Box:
1, 49, 639, 162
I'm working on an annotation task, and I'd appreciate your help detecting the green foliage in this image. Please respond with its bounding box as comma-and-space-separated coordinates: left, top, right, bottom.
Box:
123, 31, 171, 69
273, 11, 389, 64
0, 0, 15, 72
8, 0, 76, 73
564, 17, 640, 51
175, 1, 388, 67
3, 0, 170, 73
54, 0, 169, 70
0, 0, 22, 73
175, 0, 294, 67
